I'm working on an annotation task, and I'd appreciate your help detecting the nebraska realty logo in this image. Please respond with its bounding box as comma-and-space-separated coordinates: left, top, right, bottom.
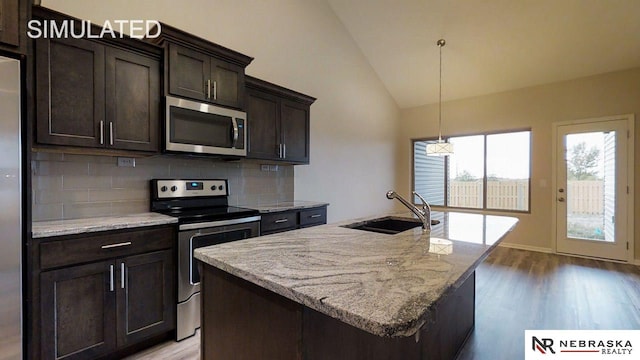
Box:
525, 330, 639, 359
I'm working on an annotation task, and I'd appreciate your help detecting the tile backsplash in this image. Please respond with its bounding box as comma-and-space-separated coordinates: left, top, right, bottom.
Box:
32, 152, 294, 221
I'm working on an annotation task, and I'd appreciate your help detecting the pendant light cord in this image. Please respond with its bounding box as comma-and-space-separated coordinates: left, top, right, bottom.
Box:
437, 39, 445, 142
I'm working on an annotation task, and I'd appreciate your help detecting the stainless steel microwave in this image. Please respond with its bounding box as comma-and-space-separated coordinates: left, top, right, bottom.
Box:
165, 96, 247, 156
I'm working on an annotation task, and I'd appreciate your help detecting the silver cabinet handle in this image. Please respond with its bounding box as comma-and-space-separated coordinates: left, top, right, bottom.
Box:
275, 218, 288, 224
109, 264, 114, 292
99, 120, 104, 144
206, 79, 211, 99
120, 262, 125, 289
213, 80, 217, 100
283, 143, 286, 158
101, 241, 132, 249
109, 122, 114, 146
310, 214, 322, 218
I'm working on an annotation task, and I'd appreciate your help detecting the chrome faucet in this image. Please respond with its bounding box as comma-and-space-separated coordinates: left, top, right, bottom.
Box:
386, 190, 432, 231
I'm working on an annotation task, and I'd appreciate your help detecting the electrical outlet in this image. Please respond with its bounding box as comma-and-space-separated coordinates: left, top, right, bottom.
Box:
117, 157, 136, 167
261, 164, 270, 172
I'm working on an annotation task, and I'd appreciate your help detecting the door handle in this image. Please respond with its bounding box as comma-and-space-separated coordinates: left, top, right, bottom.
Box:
99, 121, 104, 145
120, 262, 125, 289
109, 122, 114, 146
231, 118, 239, 148
274, 218, 289, 224
206, 79, 211, 99
283, 143, 286, 158
109, 264, 114, 292
213, 81, 217, 100
558, 197, 565, 202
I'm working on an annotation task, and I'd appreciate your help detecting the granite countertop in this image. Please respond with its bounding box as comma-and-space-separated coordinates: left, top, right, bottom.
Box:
246, 200, 329, 213
194, 211, 518, 338
32, 212, 178, 238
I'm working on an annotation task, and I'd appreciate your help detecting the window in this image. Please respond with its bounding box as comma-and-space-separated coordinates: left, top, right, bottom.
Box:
413, 130, 531, 212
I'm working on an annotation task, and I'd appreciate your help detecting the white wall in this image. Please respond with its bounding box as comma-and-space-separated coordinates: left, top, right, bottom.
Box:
42, 0, 400, 222
398, 68, 640, 259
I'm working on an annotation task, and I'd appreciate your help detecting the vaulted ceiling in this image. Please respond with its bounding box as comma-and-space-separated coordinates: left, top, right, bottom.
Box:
327, 0, 640, 108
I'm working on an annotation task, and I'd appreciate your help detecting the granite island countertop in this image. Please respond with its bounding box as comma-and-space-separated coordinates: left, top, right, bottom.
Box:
194, 211, 517, 338
32, 212, 178, 238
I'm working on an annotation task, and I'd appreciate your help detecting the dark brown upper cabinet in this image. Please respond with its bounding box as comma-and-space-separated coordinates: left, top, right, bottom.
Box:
149, 23, 253, 110
246, 76, 315, 164
0, 0, 28, 54
33, 7, 161, 153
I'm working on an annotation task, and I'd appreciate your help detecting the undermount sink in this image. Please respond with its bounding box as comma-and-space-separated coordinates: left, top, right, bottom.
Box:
343, 216, 440, 235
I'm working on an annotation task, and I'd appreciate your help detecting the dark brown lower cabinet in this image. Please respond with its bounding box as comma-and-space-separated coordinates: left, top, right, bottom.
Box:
40, 250, 173, 360
40, 261, 116, 360
260, 205, 327, 236
117, 250, 174, 346
33, 225, 176, 360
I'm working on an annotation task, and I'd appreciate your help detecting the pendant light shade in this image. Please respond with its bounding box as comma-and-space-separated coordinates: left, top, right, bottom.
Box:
426, 39, 454, 156
426, 140, 454, 156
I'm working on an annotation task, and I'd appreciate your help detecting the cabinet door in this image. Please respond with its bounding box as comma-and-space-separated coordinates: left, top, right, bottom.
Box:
40, 261, 116, 360
211, 57, 244, 109
280, 99, 310, 164
168, 43, 209, 101
36, 37, 105, 147
246, 89, 281, 160
0, 0, 19, 47
105, 47, 160, 152
116, 250, 174, 347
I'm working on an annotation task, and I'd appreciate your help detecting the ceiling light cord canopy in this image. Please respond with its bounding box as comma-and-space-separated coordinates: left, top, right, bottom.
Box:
426, 39, 454, 156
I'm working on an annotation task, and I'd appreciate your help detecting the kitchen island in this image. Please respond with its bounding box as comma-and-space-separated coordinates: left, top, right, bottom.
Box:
194, 211, 518, 359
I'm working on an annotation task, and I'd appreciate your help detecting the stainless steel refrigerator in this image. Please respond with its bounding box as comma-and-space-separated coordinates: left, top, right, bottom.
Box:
0, 55, 22, 360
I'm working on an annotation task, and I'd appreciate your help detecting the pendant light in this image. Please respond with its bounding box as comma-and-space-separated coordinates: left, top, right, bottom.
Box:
426, 39, 454, 156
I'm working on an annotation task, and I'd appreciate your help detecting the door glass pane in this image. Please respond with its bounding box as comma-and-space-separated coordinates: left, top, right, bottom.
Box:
486, 131, 530, 211
448, 135, 484, 208
565, 131, 615, 242
413, 140, 445, 206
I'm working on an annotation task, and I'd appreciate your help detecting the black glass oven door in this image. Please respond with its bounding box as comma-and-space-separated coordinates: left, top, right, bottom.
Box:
189, 228, 254, 284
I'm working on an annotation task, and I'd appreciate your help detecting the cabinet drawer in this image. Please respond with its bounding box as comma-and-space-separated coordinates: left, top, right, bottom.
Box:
261, 211, 298, 234
299, 207, 327, 227
40, 226, 175, 270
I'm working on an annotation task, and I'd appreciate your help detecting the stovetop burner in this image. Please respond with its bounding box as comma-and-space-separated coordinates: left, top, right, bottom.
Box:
162, 205, 259, 224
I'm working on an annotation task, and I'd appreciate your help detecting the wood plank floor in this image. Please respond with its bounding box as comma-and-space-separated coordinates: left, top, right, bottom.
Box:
125, 247, 640, 360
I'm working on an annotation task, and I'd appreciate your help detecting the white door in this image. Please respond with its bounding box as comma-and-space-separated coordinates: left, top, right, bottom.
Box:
554, 117, 632, 261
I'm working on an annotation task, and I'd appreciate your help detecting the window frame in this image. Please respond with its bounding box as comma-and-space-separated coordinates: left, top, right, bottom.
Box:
411, 128, 532, 214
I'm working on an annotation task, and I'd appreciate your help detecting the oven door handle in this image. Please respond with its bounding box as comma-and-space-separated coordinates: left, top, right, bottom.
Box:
179, 216, 262, 231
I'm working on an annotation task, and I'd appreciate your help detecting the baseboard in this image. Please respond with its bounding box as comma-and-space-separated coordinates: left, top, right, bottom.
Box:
634, 259, 640, 266
498, 242, 553, 253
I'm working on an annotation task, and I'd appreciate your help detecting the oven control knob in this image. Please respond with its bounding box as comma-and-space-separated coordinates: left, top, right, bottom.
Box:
171, 186, 177, 192
210, 185, 216, 191
218, 185, 224, 191
160, 186, 167, 192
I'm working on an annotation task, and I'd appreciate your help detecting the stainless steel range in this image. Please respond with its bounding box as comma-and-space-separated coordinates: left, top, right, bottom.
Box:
150, 179, 261, 341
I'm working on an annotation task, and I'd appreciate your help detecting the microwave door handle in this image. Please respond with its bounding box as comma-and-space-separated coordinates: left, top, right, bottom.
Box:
231, 118, 239, 148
